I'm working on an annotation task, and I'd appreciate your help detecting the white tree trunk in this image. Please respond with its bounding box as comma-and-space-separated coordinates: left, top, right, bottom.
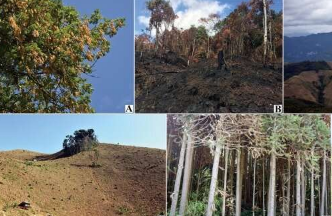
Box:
311, 167, 315, 216
170, 133, 188, 216
222, 147, 229, 216
263, 0, 268, 64
252, 157, 257, 216
267, 151, 276, 216
286, 159, 291, 216
263, 160, 265, 216
179, 134, 194, 216
301, 162, 305, 216
296, 154, 302, 216
206, 144, 222, 216
235, 149, 243, 216
320, 149, 326, 216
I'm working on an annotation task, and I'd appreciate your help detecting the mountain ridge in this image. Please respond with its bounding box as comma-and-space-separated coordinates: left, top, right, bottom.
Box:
285, 32, 332, 62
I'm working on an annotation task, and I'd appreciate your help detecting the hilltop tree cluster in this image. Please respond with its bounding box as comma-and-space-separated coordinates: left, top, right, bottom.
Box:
63, 129, 98, 156
0, 0, 125, 113
167, 114, 331, 216
136, 0, 282, 65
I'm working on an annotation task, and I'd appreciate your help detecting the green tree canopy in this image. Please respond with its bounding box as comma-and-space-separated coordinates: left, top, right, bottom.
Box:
262, 114, 330, 167
0, 0, 125, 112
63, 128, 98, 156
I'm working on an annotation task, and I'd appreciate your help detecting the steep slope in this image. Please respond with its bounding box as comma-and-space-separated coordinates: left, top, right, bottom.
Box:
285, 33, 332, 62
0, 144, 165, 216
136, 53, 282, 113
284, 62, 332, 112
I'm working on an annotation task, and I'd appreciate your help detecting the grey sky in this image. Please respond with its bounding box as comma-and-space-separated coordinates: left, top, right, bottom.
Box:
285, 0, 332, 37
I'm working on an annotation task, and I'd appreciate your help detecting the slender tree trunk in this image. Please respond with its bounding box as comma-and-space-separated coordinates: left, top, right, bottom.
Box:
311, 166, 315, 216
320, 149, 326, 216
286, 159, 291, 216
235, 149, 243, 216
263, 159, 266, 216
301, 162, 305, 216
292, 164, 296, 216
207, 36, 210, 59
296, 153, 302, 216
269, 14, 273, 61
156, 28, 160, 51
179, 133, 194, 216
318, 176, 321, 216
252, 157, 257, 216
170, 133, 187, 216
206, 144, 222, 216
229, 151, 235, 215
267, 151, 276, 216
263, 0, 268, 64
222, 147, 229, 216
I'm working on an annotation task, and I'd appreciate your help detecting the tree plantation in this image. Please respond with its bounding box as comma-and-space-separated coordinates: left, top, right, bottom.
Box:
167, 114, 331, 216
0, 0, 125, 112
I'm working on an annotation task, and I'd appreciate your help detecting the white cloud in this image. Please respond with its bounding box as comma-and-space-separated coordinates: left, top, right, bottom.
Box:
285, 25, 332, 37
285, 0, 332, 36
138, 15, 150, 27
169, 0, 183, 10
173, 0, 229, 30
138, 0, 229, 34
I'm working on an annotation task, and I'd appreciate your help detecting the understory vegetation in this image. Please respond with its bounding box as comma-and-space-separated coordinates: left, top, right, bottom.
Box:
167, 114, 331, 216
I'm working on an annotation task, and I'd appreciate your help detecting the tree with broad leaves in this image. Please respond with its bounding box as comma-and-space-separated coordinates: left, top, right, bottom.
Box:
0, 0, 125, 113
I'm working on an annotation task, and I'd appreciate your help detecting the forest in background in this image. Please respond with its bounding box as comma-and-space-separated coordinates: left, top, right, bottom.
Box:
136, 0, 282, 66
167, 114, 331, 216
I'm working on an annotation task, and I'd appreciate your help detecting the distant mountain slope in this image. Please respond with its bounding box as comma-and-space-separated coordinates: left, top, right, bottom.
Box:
284, 61, 332, 112
285, 33, 332, 62
284, 61, 331, 80
0, 144, 165, 216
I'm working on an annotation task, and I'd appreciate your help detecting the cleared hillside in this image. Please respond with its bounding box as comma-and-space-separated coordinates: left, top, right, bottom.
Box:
0, 144, 165, 216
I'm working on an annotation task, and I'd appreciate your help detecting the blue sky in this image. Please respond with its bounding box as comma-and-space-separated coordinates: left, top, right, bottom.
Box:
0, 115, 166, 153
135, 0, 282, 35
63, 0, 134, 113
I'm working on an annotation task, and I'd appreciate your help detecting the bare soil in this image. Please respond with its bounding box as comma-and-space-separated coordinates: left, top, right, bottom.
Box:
135, 52, 282, 113
0, 144, 165, 216
284, 61, 332, 112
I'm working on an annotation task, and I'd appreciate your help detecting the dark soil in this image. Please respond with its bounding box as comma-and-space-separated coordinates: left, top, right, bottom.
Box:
284, 98, 332, 113
135, 52, 282, 113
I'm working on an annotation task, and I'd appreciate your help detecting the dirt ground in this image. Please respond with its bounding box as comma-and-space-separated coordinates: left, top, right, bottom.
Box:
135, 52, 282, 113
0, 144, 165, 216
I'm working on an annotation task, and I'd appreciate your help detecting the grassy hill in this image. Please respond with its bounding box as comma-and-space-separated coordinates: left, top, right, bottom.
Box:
0, 144, 165, 216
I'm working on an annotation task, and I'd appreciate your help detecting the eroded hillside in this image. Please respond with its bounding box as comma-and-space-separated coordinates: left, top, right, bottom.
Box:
284, 61, 332, 112
0, 144, 165, 216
